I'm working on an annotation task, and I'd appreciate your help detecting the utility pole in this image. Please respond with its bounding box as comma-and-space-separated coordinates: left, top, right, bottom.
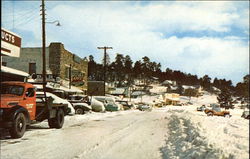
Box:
97, 46, 112, 96
41, 0, 48, 110
69, 64, 72, 89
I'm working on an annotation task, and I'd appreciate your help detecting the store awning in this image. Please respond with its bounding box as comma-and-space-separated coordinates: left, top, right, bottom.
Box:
1, 66, 29, 77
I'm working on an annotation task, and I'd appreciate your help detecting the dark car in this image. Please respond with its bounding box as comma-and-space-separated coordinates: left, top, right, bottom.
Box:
116, 100, 134, 110
197, 105, 206, 111
68, 95, 92, 114
138, 103, 152, 111
241, 110, 250, 119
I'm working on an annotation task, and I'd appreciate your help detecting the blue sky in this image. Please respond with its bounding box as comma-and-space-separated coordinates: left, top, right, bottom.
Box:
2, 1, 249, 85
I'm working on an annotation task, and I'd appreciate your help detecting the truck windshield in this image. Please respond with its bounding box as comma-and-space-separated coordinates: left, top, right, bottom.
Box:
1, 84, 24, 96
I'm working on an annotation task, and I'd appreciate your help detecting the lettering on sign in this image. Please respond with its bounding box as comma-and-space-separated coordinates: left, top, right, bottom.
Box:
1, 29, 21, 47
26, 104, 34, 109
1, 28, 22, 57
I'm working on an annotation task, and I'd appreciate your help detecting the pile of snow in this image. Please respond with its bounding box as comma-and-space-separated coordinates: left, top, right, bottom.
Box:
160, 105, 249, 159
161, 110, 223, 159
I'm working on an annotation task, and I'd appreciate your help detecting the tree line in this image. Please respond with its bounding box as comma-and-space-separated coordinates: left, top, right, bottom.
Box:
88, 53, 249, 99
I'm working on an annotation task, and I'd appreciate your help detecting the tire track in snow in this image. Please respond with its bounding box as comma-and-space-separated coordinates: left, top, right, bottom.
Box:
74, 111, 168, 159
160, 110, 235, 159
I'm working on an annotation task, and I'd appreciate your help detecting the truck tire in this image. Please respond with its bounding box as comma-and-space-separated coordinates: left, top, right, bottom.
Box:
48, 109, 64, 129
75, 108, 84, 114
9, 113, 27, 138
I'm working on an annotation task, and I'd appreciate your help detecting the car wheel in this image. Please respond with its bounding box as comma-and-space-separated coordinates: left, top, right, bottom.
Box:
75, 108, 84, 114
224, 114, 230, 118
207, 112, 213, 116
9, 113, 27, 138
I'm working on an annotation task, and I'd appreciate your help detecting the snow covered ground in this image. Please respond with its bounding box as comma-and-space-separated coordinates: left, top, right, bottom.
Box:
0, 94, 249, 159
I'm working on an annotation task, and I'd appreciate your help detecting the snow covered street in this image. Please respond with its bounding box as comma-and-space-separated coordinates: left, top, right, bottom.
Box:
1, 101, 249, 159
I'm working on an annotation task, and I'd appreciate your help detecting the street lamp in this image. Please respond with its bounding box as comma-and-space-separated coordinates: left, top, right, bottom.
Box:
46, 20, 61, 26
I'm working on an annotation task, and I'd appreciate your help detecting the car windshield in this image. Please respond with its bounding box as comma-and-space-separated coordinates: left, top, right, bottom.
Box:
1, 84, 24, 96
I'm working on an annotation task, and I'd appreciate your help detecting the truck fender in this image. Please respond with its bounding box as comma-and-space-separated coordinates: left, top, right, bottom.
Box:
7, 106, 31, 125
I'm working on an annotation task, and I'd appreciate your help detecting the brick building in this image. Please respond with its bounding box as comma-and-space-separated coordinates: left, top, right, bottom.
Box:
2, 42, 88, 92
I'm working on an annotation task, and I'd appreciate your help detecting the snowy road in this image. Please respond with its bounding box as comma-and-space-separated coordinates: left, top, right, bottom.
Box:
1, 110, 169, 159
1, 106, 249, 159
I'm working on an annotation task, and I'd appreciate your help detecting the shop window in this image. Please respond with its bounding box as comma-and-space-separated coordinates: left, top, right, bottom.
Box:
29, 63, 36, 75
2, 62, 7, 66
65, 67, 70, 79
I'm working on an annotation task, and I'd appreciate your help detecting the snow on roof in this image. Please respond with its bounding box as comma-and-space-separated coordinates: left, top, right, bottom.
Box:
1, 66, 29, 77
212, 86, 221, 91
34, 82, 83, 93
170, 86, 178, 90
182, 85, 196, 90
110, 88, 126, 95
162, 80, 176, 85
149, 86, 167, 93
131, 91, 146, 96
57, 85, 83, 93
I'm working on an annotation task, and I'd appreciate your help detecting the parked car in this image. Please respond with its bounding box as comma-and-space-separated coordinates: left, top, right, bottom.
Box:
204, 104, 231, 117
241, 110, 250, 119
197, 105, 206, 111
93, 96, 122, 111
90, 97, 105, 112
68, 95, 92, 114
116, 100, 134, 110
138, 103, 152, 111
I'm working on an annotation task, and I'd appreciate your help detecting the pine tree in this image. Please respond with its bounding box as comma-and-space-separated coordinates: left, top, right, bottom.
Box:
217, 88, 234, 109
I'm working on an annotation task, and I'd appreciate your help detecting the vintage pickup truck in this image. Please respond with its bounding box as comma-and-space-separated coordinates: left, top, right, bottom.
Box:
0, 81, 68, 138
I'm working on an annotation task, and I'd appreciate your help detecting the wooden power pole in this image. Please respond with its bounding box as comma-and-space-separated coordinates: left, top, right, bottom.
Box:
41, 0, 48, 110
97, 46, 112, 96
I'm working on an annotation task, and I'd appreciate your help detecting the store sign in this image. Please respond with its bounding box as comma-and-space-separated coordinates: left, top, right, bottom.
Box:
72, 70, 85, 86
1, 28, 22, 57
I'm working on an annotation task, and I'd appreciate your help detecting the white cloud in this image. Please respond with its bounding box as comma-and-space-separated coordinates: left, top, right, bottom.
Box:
2, 1, 249, 84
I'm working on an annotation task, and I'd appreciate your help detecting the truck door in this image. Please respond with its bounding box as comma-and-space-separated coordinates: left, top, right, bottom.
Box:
24, 88, 36, 120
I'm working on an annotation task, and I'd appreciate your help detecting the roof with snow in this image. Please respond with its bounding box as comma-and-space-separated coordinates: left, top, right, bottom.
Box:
110, 88, 126, 95
1, 66, 29, 77
182, 85, 196, 90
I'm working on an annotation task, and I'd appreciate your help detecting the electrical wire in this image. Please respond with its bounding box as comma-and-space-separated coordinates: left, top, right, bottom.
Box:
2, 7, 40, 23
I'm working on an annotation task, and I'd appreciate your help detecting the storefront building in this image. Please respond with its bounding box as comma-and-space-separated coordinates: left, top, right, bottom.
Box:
2, 42, 88, 92
1, 28, 29, 81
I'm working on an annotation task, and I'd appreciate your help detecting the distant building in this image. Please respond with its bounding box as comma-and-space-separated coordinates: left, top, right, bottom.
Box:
110, 87, 128, 97
2, 42, 88, 93
162, 80, 177, 86
164, 93, 180, 105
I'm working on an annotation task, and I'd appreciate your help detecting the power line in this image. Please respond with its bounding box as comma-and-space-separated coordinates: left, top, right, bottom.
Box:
2, 7, 39, 23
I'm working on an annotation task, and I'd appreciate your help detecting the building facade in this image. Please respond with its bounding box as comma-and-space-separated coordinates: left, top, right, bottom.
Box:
2, 42, 88, 92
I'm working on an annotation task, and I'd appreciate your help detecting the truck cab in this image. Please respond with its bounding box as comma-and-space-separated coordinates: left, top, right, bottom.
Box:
0, 81, 67, 138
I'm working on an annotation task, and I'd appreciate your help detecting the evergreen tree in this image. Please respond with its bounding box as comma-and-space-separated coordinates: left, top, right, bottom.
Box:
217, 88, 234, 109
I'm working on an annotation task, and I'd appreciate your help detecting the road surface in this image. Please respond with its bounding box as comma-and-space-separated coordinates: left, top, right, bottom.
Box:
1, 107, 249, 159
1, 110, 169, 159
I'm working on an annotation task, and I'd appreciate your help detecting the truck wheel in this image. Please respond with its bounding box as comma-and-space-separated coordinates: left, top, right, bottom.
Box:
75, 108, 84, 114
9, 113, 27, 138
48, 109, 64, 129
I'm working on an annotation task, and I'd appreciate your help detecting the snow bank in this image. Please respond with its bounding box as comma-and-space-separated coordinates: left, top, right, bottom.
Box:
160, 107, 249, 159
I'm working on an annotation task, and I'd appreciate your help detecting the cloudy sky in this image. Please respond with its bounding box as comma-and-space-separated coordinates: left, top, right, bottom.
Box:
2, 1, 249, 85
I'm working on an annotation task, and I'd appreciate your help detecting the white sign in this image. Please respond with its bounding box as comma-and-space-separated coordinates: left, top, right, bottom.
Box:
1, 28, 22, 57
